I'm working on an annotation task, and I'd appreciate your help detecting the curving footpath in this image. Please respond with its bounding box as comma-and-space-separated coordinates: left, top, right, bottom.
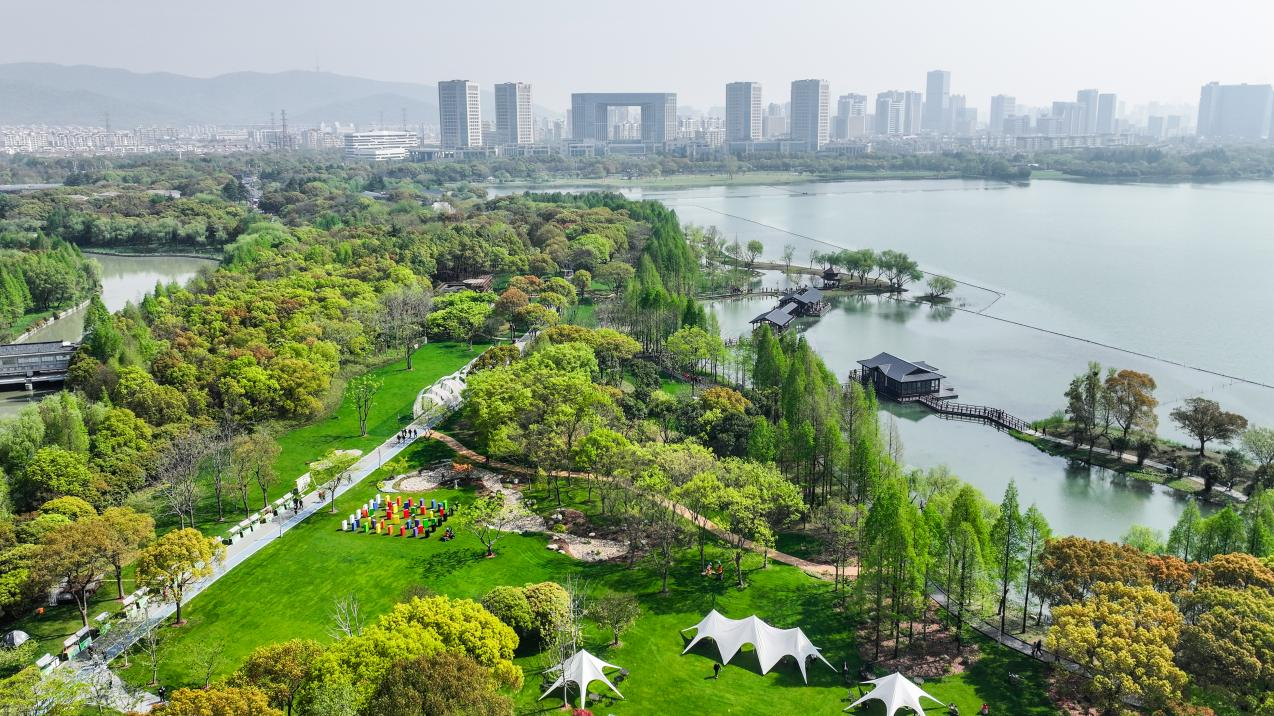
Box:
425, 430, 840, 580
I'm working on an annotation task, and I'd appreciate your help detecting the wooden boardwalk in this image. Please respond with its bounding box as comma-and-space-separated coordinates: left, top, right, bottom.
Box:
917, 394, 1032, 432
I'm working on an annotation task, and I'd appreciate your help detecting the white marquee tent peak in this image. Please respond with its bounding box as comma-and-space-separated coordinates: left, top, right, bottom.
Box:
538, 649, 624, 709
680, 609, 835, 683
846, 672, 943, 715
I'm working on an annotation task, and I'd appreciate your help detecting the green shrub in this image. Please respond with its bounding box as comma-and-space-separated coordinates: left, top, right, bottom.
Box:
522, 581, 569, 645
481, 585, 533, 636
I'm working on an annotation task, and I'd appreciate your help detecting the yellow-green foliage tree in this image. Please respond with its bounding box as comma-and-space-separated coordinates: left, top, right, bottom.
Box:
134, 527, 225, 626
304, 595, 521, 710
153, 685, 282, 716
1047, 581, 1187, 711
233, 639, 325, 716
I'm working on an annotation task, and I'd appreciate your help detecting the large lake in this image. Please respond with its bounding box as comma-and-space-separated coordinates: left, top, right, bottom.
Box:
551, 178, 1274, 540
0, 253, 217, 416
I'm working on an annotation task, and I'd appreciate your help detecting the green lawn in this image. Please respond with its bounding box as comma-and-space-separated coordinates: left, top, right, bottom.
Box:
660, 378, 691, 397
269, 342, 478, 485
119, 439, 1058, 715
13, 344, 477, 662
568, 300, 598, 328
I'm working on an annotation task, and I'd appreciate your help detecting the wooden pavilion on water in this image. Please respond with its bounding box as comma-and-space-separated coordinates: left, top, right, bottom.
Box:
748, 286, 827, 332
850, 352, 956, 402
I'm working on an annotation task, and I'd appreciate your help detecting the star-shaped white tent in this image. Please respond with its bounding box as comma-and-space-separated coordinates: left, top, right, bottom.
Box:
845, 672, 943, 715
680, 609, 835, 683
537, 649, 624, 709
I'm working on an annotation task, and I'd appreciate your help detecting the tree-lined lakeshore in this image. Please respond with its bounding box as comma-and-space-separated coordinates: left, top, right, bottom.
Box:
0, 154, 1270, 716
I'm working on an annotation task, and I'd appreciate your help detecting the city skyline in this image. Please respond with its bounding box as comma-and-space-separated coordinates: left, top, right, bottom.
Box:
2, 0, 1272, 114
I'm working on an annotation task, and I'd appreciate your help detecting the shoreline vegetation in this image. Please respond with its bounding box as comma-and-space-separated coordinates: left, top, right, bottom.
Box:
2, 154, 1271, 715
81, 247, 223, 261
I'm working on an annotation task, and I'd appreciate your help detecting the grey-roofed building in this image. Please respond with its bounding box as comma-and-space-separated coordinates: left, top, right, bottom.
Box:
779, 286, 825, 311
0, 340, 77, 385
749, 302, 798, 332
856, 352, 944, 400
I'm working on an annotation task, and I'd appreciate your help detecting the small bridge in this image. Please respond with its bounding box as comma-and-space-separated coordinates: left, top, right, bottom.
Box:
0, 341, 78, 390
917, 394, 1032, 432
697, 287, 783, 300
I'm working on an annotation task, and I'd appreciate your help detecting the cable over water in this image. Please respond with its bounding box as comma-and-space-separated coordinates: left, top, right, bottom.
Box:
684, 202, 1274, 393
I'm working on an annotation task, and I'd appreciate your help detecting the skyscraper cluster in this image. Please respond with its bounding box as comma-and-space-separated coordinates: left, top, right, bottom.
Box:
437, 80, 536, 149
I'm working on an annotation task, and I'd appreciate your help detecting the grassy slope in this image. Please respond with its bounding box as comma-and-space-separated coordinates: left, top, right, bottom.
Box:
119, 441, 1056, 715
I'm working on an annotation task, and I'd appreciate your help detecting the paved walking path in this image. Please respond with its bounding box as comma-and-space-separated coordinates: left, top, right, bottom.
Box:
426, 430, 839, 580
73, 370, 480, 709
1027, 431, 1246, 502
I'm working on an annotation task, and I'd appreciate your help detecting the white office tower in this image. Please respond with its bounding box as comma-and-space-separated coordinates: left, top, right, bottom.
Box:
725, 82, 763, 142
494, 82, 534, 145
789, 79, 830, 149
875, 91, 905, 136
438, 80, 482, 149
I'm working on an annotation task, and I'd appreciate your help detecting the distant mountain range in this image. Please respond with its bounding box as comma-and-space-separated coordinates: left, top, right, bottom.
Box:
0, 64, 556, 127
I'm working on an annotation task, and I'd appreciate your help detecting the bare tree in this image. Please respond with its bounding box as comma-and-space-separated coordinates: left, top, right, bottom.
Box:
232, 432, 281, 509
206, 424, 238, 523
551, 576, 589, 705
327, 592, 365, 640
311, 450, 360, 513
191, 639, 226, 689
346, 376, 381, 437
135, 624, 167, 687
377, 287, 433, 370
456, 493, 530, 557
159, 434, 208, 529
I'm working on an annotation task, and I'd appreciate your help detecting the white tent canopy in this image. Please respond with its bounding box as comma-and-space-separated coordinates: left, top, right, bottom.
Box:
680, 610, 835, 683
846, 672, 943, 715
538, 649, 624, 708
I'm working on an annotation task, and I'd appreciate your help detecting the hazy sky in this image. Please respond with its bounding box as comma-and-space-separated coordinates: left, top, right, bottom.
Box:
4, 0, 1272, 114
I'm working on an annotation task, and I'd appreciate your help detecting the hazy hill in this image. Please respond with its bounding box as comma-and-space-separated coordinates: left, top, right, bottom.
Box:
0, 64, 554, 127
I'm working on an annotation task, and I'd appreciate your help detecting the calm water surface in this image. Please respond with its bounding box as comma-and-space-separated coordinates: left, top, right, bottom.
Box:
647, 178, 1274, 541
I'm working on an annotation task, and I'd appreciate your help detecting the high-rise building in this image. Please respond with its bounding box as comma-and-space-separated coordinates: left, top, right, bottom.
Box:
989, 95, 1016, 135
948, 95, 975, 135
903, 91, 924, 135
762, 102, 787, 138
1197, 82, 1274, 140
725, 82, 763, 142
923, 70, 951, 132
1003, 114, 1031, 136
833, 93, 868, 139
1096, 93, 1117, 134
875, 91, 906, 136
1076, 89, 1099, 134
570, 93, 677, 142
494, 82, 533, 145
1051, 101, 1084, 135
438, 80, 482, 149
789, 79, 830, 149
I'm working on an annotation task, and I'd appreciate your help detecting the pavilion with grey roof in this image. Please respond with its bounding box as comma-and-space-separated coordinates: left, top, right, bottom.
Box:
856, 352, 945, 401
